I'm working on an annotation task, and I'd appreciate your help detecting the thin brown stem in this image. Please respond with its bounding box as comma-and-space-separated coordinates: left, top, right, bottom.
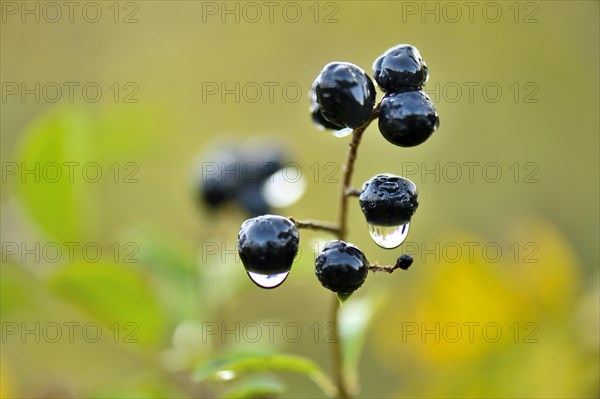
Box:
290, 218, 340, 235
344, 188, 362, 197
367, 264, 402, 273
330, 295, 348, 399
338, 104, 380, 242
330, 103, 381, 399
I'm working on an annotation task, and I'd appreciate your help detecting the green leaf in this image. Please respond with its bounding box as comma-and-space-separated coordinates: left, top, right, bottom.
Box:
13, 106, 165, 242
0, 263, 33, 314
339, 292, 387, 393
48, 262, 164, 345
336, 292, 352, 305
128, 228, 201, 320
194, 353, 336, 397
220, 376, 285, 399
15, 108, 91, 241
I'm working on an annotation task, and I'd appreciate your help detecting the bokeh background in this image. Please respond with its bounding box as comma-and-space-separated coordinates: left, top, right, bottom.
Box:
1, 1, 598, 398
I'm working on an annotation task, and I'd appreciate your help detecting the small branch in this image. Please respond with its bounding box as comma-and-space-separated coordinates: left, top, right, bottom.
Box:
368, 255, 414, 273
290, 218, 341, 235
344, 188, 361, 197
368, 264, 401, 273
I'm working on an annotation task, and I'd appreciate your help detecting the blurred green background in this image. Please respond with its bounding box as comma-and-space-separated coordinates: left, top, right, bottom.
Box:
1, 1, 598, 398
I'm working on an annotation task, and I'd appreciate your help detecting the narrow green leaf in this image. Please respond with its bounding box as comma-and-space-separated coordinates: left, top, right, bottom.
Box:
194, 353, 336, 397
336, 292, 352, 305
339, 292, 387, 392
220, 376, 285, 399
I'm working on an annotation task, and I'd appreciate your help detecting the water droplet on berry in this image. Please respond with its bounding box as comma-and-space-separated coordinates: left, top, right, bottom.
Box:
332, 127, 353, 138
368, 223, 410, 249
247, 271, 289, 289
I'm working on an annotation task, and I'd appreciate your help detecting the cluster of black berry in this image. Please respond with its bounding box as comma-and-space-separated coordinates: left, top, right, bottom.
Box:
236, 45, 439, 297
198, 142, 290, 216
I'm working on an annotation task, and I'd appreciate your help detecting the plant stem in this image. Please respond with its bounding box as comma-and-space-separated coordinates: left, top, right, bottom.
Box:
330, 295, 349, 399
291, 218, 341, 235
331, 104, 381, 399
338, 104, 380, 242
367, 263, 403, 273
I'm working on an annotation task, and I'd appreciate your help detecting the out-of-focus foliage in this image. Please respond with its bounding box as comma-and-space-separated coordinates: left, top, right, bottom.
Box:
1, 1, 598, 398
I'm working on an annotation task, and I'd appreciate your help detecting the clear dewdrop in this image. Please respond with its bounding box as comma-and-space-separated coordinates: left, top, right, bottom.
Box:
368, 222, 410, 249
247, 271, 290, 289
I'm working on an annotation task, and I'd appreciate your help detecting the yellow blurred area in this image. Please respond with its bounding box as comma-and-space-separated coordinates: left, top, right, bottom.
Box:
371, 218, 596, 397
0, 361, 15, 398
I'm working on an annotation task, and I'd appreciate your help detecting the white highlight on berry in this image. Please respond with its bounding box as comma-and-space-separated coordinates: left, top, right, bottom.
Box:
368, 223, 410, 249
262, 171, 306, 208
332, 127, 353, 138
216, 370, 236, 381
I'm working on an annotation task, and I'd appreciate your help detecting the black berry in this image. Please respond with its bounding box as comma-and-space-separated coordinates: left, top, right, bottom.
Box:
395, 254, 414, 270
359, 174, 418, 226
311, 62, 376, 129
199, 149, 242, 209
237, 215, 299, 276
373, 44, 428, 92
315, 240, 369, 295
378, 91, 439, 147
310, 101, 345, 131
237, 184, 270, 217
199, 143, 289, 215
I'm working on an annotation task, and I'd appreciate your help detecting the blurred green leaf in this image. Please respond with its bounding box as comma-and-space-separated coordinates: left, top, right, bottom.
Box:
129, 228, 201, 321
194, 352, 336, 397
220, 376, 285, 399
0, 263, 32, 314
14, 106, 165, 242
15, 108, 91, 241
48, 262, 164, 345
339, 292, 387, 392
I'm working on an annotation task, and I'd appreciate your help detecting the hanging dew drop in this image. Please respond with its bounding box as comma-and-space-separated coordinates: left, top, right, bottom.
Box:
368, 223, 410, 249
246, 271, 289, 289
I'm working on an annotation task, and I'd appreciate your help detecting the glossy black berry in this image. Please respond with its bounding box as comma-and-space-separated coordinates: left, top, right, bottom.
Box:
373, 44, 428, 92
396, 254, 414, 270
310, 101, 345, 131
359, 174, 418, 226
315, 240, 369, 295
237, 215, 299, 275
311, 62, 376, 129
378, 91, 439, 147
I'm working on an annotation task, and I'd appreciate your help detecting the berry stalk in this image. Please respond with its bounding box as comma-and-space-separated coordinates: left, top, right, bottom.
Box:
338, 104, 380, 242
331, 103, 381, 399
